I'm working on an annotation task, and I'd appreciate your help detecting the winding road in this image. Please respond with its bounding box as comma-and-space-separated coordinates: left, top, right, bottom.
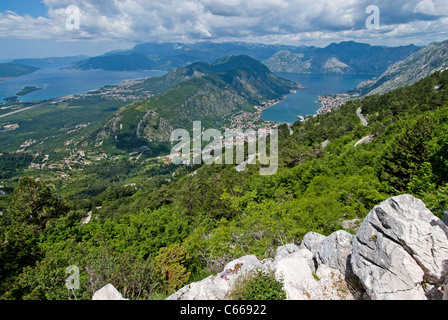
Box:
356, 107, 368, 126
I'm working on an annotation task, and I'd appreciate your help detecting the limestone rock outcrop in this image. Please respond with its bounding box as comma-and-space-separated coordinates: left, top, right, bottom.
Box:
167, 255, 266, 300
166, 195, 448, 300
92, 284, 127, 300
351, 195, 448, 300
273, 246, 354, 300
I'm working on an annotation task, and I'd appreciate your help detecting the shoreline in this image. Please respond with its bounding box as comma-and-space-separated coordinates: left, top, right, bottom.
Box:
0, 68, 166, 103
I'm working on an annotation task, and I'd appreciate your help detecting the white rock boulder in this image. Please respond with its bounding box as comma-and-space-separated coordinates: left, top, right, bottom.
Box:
92, 284, 127, 300
166, 255, 264, 300
272, 246, 354, 300
273, 249, 321, 300
300, 232, 326, 256
317, 230, 354, 275
166, 195, 448, 301
351, 194, 448, 300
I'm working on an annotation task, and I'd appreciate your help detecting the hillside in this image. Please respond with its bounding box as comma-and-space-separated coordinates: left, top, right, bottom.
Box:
0, 63, 447, 300
74, 52, 156, 71
95, 55, 298, 151
0, 63, 39, 79
11, 55, 88, 69
361, 40, 448, 95
264, 41, 420, 75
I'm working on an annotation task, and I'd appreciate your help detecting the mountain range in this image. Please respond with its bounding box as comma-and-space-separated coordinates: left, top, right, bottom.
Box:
2, 53, 448, 300
360, 40, 448, 95
2, 34, 448, 302
73, 41, 312, 71
1, 41, 426, 80
264, 41, 420, 75
72, 41, 420, 76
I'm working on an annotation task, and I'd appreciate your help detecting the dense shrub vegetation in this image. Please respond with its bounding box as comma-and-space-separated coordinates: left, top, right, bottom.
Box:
1, 70, 447, 299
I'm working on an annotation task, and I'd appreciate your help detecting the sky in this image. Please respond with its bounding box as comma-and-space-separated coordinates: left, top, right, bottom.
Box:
0, 0, 448, 60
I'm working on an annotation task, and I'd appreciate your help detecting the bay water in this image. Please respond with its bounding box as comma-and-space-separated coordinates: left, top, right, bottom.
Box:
262, 73, 372, 124
0, 68, 166, 102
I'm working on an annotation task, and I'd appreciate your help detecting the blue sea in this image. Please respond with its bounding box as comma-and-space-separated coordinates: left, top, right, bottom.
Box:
262, 73, 373, 124
0, 68, 166, 102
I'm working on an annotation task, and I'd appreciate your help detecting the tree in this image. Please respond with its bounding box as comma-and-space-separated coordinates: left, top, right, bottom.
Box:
377, 115, 435, 191
0, 177, 69, 298
8, 177, 69, 232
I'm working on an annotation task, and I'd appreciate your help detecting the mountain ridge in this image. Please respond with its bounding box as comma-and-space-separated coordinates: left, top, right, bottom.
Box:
264, 41, 420, 75
11, 55, 89, 69
1, 58, 448, 300
71, 41, 419, 75
74, 41, 310, 71
361, 40, 448, 95
0, 63, 39, 79
94, 55, 298, 152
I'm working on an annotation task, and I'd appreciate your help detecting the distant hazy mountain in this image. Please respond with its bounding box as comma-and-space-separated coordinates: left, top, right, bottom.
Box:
361, 40, 448, 95
74, 53, 156, 71
264, 41, 420, 75
11, 55, 88, 69
74, 41, 314, 71
0, 63, 39, 78
96, 55, 297, 150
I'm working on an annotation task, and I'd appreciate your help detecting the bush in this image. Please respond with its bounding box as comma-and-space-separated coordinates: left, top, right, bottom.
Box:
228, 267, 286, 300
152, 243, 191, 294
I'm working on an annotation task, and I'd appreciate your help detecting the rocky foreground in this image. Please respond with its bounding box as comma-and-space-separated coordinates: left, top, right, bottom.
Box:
94, 194, 448, 300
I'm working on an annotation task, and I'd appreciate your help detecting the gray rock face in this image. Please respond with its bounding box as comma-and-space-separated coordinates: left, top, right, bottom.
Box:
166, 255, 264, 300
275, 243, 301, 261
273, 249, 320, 300
92, 284, 127, 300
317, 230, 354, 275
443, 208, 448, 226
314, 264, 354, 300
273, 247, 354, 300
351, 194, 448, 300
300, 232, 326, 255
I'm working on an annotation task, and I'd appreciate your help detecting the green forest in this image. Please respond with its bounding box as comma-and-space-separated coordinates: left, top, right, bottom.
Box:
1, 69, 448, 300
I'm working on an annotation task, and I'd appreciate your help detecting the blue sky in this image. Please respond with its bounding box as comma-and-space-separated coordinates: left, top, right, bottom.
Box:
0, 0, 47, 18
1, 0, 448, 60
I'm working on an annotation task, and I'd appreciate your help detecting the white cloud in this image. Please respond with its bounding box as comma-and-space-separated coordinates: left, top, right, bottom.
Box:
414, 0, 436, 15
414, 0, 448, 15
0, 0, 447, 46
